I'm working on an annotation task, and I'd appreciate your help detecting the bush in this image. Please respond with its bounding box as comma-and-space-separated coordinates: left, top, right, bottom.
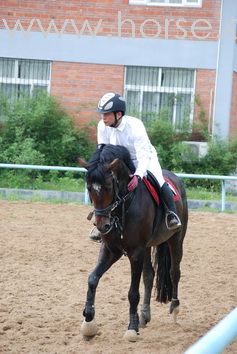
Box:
0, 92, 95, 188
181, 140, 237, 190
147, 109, 191, 170
147, 112, 237, 191
0, 92, 94, 166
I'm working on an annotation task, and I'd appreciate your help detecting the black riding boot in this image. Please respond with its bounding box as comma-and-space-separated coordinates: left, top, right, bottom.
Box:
160, 182, 181, 230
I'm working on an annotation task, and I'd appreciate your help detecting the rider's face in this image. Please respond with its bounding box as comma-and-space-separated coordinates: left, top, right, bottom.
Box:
101, 112, 116, 126
101, 112, 122, 126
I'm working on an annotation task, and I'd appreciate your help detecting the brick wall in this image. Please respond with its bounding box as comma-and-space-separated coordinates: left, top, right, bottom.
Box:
0, 0, 221, 40
194, 69, 216, 135
51, 61, 124, 126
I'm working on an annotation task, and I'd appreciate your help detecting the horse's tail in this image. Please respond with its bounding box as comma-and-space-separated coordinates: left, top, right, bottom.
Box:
154, 242, 172, 303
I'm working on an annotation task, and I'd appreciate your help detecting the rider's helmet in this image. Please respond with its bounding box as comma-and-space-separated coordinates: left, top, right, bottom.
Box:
97, 93, 126, 116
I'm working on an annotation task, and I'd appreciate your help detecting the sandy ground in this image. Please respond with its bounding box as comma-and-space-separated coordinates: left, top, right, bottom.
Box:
0, 201, 236, 354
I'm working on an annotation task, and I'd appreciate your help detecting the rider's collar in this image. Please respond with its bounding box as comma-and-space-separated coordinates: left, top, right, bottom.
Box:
113, 116, 126, 131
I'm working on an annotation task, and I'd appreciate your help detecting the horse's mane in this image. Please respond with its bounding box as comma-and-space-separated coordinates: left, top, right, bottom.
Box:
86, 144, 135, 184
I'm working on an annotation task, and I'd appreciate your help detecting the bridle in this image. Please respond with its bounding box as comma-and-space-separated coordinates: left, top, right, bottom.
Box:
90, 173, 134, 235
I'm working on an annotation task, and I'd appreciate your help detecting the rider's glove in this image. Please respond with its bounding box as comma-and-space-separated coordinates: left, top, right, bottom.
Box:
127, 175, 141, 192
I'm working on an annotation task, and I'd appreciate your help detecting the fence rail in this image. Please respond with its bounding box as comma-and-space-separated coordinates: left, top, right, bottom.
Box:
0, 163, 237, 210
0, 163, 89, 203
184, 308, 237, 354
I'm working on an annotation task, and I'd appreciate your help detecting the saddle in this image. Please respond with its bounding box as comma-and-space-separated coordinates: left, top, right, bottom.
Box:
143, 171, 180, 205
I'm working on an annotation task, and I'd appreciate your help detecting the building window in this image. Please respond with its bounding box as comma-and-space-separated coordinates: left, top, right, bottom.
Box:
124, 66, 195, 128
0, 58, 51, 101
129, 0, 202, 7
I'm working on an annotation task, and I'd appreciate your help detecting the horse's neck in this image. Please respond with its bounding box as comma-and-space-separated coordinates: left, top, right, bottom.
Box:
117, 165, 130, 195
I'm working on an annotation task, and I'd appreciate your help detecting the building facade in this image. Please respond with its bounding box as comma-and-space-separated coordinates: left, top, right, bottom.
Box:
0, 0, 237, 141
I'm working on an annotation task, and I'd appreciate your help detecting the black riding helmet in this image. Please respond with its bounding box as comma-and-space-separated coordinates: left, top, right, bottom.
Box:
97, 93, 126, 116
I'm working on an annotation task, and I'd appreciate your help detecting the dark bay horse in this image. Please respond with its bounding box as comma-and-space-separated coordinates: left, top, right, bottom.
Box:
79, 144, 188, 341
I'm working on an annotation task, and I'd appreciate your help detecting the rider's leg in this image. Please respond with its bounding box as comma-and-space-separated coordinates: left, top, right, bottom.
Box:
159, 182, 181, 230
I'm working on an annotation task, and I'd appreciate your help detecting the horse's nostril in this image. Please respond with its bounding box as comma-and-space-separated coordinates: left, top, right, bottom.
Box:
97, 223, 111, 233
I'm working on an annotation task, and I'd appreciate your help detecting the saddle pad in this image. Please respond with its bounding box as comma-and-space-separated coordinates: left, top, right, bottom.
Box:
143, 177, 181, 205
143, 178, 160, 205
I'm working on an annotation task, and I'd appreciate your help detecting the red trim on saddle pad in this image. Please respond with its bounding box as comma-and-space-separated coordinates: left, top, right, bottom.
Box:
164, 178, 181, 202
143, 178, 160, 205
143, 177, 181, 205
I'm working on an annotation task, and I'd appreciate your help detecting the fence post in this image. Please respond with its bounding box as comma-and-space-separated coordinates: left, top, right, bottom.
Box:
221, 180, 226, 212
84, 180, 89, 205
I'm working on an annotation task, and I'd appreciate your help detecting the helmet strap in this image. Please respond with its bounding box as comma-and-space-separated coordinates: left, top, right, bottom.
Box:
109, 112, 121, 128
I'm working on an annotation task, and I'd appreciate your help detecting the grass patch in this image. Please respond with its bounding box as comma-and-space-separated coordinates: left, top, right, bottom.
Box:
0, 176, 237, 207
0, 173, 85, 192
186, 187, 237, 202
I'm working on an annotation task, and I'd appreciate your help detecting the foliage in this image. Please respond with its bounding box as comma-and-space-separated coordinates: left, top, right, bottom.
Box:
192, 95, 210, 141
0, 92, 95, 188
181, 139, 237, 190
0, 92, 95, 166
147, 108, 191, 170
147, 110, 237, 190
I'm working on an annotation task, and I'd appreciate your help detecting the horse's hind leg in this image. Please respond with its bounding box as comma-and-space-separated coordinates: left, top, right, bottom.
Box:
140, 247, 154, 328
168, 232, 184, 323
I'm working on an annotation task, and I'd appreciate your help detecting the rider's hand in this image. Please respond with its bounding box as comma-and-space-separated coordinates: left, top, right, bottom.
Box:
127, 175, 141, 192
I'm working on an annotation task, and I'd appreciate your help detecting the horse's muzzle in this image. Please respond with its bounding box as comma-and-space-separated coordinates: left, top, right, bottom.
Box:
95, 216, 112, 234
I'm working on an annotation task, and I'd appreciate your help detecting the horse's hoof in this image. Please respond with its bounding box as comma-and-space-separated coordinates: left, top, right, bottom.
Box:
123, 329, 139, 342
140, 304, 150, 328
172, 306, 179, 324
170, 299, 180, 323
139, 316, 147, 328
139, 318, 147, 328
81, 319, 98, 337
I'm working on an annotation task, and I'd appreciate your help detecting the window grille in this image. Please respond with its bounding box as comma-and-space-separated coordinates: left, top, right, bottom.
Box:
0, 58, 51, 101
129, 0, 202, 7
124, 66, 195, 128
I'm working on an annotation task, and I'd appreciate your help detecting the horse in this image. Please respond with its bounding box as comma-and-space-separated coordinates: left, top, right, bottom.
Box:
79, 144, 188, 341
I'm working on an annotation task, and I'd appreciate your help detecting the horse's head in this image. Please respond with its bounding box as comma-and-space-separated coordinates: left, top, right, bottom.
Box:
78, 144, 135, 234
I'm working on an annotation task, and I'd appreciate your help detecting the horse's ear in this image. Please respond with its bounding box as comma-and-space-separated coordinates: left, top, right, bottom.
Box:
77, 157, 88, 169
108, 158, 120, 174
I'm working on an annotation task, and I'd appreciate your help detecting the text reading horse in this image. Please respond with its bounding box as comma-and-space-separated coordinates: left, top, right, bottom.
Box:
79, 144, 188, 341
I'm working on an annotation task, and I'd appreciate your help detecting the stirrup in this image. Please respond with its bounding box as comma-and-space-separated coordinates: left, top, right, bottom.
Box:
165, 211, 181, 231
89, 226, 102, 243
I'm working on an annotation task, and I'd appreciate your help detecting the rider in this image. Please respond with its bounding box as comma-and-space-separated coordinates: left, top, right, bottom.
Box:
90, 92, 181, 242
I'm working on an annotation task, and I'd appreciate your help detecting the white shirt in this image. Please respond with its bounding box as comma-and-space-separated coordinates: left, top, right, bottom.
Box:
97, 115, 165, 186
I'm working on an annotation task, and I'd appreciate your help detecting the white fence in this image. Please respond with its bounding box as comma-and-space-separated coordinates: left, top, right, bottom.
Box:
184, 308, 237, 354
1, 163, 237, 211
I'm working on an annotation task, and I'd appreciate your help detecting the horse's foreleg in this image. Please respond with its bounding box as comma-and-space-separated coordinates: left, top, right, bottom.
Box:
140, 247, 154, 328
124, 247, 144, 342
82, 244, 122, 337
168, 233, 184, 323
